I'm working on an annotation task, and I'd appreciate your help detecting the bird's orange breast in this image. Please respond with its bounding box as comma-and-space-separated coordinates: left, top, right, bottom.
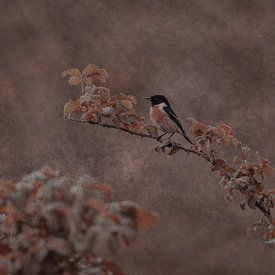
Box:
150, 106, 166, 123
150, 106, 179, 133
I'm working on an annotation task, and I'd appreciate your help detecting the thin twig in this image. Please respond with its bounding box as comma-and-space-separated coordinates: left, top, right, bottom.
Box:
61, 114, 198, 155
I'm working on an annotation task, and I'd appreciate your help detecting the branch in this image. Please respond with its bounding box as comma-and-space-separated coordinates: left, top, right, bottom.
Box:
61, 114, 198, 155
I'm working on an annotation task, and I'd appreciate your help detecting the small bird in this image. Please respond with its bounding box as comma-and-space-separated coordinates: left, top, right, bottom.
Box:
144, 95, 193, 145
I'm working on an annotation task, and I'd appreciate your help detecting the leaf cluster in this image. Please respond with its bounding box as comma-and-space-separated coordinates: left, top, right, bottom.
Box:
62, 65, 156, 137
189, 119, 275, 246
0, 166, 158, 274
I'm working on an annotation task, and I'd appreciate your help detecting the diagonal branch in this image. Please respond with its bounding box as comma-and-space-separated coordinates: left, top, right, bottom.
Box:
61, 114, 198, 155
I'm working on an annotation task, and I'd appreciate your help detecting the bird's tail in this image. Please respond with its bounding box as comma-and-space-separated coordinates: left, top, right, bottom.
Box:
179, 128, 194, 145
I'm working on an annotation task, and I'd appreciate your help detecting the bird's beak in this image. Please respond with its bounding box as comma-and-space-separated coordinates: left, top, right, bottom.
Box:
144, 96, 150, 100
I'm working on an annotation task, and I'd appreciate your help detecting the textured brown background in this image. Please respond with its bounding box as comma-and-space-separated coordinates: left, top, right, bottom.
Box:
1, 0, 275, 274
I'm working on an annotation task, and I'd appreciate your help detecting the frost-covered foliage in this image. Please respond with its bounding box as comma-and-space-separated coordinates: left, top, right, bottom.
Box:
62, 64, 275, 248
189, 119, 275, 246
62, 64, 157, 138
0, 166, 158, 274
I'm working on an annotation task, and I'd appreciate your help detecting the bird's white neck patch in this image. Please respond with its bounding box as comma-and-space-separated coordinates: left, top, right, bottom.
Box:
155, 102, 167, 110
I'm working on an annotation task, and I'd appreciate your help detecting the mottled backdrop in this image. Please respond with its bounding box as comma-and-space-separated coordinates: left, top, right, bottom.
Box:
1, 0, 275, 274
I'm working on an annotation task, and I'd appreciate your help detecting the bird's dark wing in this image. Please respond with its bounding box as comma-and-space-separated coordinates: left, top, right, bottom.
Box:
163, 106, 185, 134
163, 105, 193, 145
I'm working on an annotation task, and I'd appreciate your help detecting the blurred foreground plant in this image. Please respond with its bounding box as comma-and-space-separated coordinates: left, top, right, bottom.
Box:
62, 64, 275, 248
0, 166, 158, 274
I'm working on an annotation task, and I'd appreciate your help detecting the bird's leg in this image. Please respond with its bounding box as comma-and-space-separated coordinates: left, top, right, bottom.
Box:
157, 132, 168, 142
167, 133, 175, 140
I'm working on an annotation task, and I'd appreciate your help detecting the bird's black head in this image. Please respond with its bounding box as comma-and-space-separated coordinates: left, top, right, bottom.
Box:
144, 95, 170, 107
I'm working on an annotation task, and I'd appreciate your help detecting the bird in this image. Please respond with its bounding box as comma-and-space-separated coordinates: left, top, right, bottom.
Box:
144, 95, 193, 145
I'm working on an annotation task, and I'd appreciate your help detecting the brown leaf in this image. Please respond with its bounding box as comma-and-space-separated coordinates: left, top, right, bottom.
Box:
247, 225, 256, 238
85, 183, 112, 196
82, 64, 108, 84
213, 159, 226, 169
255, 152, 274, 176
233, 157, 242, 165
128, 207, 159, 230
30, 180, 43, 199
68, 76, 81, 85
188, 118, 207, 137
81, 198, 107, 215
220, 166, 236, 176
63, 99, 81, 117
61, 68, 82, 85
256, 183, 264, 193
217, 122, 239, 147
61, 68, 81, 78
82, 107, 101, 122
120, 99, 134, 110
261, 166, 274, 177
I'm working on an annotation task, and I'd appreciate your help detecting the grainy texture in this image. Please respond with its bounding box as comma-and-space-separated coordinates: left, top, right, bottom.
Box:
1, 1, 275, 274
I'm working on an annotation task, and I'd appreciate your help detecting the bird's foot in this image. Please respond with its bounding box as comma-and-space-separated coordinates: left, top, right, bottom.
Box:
157, 135, 166, 143
157, 136, 164, 142
160, 138, 173, 147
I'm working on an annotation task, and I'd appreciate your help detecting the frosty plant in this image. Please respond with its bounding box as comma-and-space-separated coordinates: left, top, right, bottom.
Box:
62, 64, 275, 248
0, 166, 158, 274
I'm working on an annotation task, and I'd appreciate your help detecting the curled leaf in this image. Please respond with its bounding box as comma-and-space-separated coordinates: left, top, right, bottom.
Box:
68, 76, 81, 85
82, 64, 108, 85
120, 99, 134, 110
128, 207, 159, 230
217, 122, 239, 147
63, 99, 81, 117
61, 68, 82, 86
61, 68, 81, 78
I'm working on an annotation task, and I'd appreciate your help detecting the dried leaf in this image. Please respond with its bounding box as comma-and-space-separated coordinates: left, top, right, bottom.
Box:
220, 166, 236, 176
85, 183, 112, 196
247, 225, 256, 238
61, 68, 81, 78
82, 64, 108, 84
68, 76, 81, 85
128, 207, 159, 230
255, 152, 274, 177
0, 167, 156, 273
217, 122, 239, 147
63, 99, 81, 117
120, 99, 134, 110
30, 180, 43, 199
188, 118, 207, 137
233, 157, 242, 165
